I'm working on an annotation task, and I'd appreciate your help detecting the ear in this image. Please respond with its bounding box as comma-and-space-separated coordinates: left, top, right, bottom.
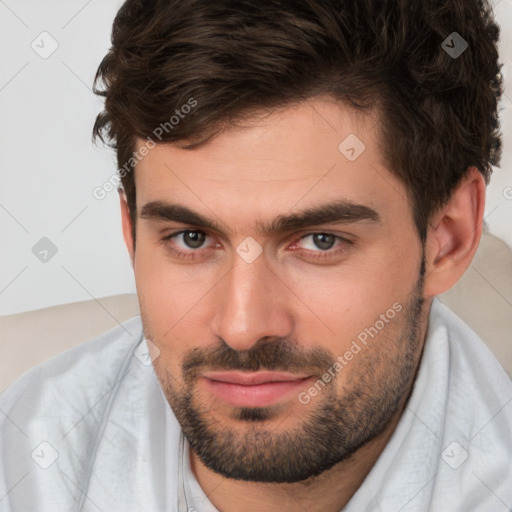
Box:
119, 189, 135, 265
423, 167, 486, 297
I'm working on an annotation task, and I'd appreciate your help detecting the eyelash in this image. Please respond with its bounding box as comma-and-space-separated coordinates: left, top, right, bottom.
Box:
161, 230, 353, 262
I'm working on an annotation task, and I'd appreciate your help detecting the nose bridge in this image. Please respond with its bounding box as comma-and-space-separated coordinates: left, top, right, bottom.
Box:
211, 250, 292, 351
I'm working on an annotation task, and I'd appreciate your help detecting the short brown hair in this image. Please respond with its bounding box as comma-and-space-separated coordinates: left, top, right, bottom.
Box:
92, 0, 502, 242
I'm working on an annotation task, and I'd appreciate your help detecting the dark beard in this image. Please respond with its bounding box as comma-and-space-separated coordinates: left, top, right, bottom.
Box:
156, 262, 426, 483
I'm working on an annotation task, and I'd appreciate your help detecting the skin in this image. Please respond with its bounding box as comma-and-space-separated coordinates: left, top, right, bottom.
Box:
119, 96, 485, 512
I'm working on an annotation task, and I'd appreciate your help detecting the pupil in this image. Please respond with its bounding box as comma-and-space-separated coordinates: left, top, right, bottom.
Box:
314, 233, 335, 250
184, 231, 205, 249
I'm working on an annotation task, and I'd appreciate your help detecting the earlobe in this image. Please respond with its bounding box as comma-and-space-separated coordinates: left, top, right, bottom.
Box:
423, 167, 486, 297
119, 189, 135, 265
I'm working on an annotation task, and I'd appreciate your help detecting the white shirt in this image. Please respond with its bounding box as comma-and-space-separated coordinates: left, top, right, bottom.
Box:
1, 298, 511, 511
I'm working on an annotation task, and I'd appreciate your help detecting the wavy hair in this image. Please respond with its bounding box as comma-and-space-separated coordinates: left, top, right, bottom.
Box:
93, 0, 502, 242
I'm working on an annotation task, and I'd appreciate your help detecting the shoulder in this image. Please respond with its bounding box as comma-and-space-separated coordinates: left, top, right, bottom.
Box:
0, 316, 151, 509
430, 298, 511, 385
429, 298, 512, 423
0, 315, 143, 416
429, 299, 512, 509
0, 316, 144, 451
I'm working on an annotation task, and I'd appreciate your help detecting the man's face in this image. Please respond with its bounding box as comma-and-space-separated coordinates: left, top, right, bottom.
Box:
128, 98, 427, 483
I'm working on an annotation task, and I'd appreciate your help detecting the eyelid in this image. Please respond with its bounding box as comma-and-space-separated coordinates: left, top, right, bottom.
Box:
162, 228, 354, 263
288, 232, 352, 251
162, 229, 218, 248
162, 228, 353, 245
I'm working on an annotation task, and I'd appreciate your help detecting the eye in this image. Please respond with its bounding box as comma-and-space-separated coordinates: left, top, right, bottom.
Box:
161, 230, 353, 263
174, 230, 208, 249
300, 233, 338, 251
161, 230, 216, 260
289, 233, 352, 261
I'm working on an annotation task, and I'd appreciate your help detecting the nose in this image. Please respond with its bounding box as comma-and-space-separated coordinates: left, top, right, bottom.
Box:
210, 248, 294, 352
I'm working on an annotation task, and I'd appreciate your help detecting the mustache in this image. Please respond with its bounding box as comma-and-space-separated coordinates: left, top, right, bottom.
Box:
182, 337, 335, 382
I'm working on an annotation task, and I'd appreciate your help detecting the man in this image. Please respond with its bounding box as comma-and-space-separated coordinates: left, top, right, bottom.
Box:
1, 0, 511, 510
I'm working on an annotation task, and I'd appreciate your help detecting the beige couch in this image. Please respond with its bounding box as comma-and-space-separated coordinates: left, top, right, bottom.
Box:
1, 231, 511, 392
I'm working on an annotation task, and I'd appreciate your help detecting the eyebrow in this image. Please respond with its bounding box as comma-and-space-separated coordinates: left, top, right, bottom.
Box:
139, 199, 380, 236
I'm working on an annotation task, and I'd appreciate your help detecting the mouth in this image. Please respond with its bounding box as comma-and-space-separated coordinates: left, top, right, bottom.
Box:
201, 370, 312, 408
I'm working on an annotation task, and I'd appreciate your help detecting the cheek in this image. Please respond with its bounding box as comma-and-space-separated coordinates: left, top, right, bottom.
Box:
134, 241, 202, 320
283, 254, 417, 349
134, 247, 204, 364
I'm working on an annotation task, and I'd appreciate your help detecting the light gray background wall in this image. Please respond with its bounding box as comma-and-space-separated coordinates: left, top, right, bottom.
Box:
1, 0, 511, 316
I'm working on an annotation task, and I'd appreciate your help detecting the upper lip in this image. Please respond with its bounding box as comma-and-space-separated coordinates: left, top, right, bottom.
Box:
202, 370, 310, 385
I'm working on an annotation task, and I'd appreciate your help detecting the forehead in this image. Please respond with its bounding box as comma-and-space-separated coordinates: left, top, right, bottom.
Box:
133, 98, 410, 231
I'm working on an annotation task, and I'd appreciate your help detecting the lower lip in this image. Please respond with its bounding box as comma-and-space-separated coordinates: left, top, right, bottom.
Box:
202, 377, 311, 407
